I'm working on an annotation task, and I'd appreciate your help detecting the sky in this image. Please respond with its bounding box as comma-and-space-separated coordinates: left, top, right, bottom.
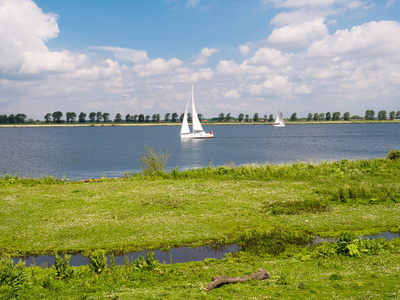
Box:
1, 0, 400, 120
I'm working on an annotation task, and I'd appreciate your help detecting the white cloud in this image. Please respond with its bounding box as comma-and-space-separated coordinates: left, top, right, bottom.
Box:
191, 47, 220, 65
268, 18, 328, 48
188, 68, 214, 82
239, 45, 250, 56
132, 57, 183, 77
308, 21, 400, 58
93, 47, 149, 64
248, 48, 292, 67
0, 0, 85, 74
225, 89, 241, 98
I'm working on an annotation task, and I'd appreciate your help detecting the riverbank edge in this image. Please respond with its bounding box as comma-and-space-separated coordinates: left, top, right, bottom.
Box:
1, 120, 399, 127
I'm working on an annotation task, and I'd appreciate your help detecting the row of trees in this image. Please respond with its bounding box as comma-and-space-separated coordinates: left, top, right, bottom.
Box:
1, 109, 400, 124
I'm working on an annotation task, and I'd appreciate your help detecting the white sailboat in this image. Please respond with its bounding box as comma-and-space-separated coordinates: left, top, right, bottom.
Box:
180, 86, 214, 139
273, 111, 285, 127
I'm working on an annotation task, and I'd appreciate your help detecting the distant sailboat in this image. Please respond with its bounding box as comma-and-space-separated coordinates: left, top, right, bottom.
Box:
273, 111, 285, 127
180, 86, 214, 139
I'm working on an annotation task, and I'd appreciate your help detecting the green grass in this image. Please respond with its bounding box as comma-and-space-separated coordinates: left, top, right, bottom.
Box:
1, 158, 400, 256
1, 157, 400, 298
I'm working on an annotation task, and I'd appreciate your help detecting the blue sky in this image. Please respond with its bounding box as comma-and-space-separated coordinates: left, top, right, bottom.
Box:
1, 0, 400, 120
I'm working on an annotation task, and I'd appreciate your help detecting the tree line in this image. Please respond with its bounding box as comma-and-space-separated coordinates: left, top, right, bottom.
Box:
0, 109, 399, 124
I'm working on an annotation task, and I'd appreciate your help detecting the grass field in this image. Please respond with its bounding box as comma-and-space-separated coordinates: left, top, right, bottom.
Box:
1, 156, 400, 298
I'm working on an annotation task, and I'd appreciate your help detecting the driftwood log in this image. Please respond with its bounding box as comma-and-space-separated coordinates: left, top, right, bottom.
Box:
206, 267, 270, 291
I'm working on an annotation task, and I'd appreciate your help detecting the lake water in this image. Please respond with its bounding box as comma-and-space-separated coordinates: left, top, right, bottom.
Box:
1, 123, 400, 180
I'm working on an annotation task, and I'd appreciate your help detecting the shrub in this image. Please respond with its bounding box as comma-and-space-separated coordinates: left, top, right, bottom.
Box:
0, 258, 28, 297
386, 149, 400, 160
138, 145, 171, 176
53, 254, 74, 279
89, 250, 108, 274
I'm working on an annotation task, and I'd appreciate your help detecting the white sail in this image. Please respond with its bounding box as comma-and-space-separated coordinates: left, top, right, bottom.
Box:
191, 86, 204, 132
180, 85, 214, 139
180, 96, 190, 134
273, 111, 285, 127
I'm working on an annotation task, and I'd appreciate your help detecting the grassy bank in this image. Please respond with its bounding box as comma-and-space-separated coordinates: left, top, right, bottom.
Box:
1, 157, 400, 256
1, 156, 400, 298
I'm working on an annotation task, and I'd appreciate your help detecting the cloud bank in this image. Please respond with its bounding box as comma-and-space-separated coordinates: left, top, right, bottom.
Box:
1, 0, 399, 120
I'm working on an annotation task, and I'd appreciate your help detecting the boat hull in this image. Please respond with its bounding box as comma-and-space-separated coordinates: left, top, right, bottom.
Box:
273, 124, 285, 127
180, 132, 214, 139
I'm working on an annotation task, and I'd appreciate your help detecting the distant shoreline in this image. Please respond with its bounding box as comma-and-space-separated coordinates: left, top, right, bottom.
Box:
0, 120, 399, 128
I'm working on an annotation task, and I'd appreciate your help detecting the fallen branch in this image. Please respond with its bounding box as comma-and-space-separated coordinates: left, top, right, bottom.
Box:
206, 267, 270, 291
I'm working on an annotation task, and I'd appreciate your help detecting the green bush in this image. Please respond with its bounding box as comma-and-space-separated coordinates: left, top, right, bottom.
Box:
138, 145, 171, 176
0, 258, 28, 297
53, 254, 74, 279
89, 250, 108, 274
386, 149, 400, 160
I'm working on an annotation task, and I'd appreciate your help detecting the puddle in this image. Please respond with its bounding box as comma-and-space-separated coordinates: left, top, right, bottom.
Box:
310, 231, 400, 245
12, 244, 239, 268
10, 232, 399, 268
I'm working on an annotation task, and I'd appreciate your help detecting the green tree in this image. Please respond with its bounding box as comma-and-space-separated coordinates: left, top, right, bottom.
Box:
253, 113, 259, 122
313, 113, 319, 121
145, 115, 150, 122
96, 112, 102, 122
114, 113, 122, 122
79, 112, 86, 123
198, 114, 203, 122
164, 113, 170, 122
225, 113, 232, 122
133, 114, 138, 122
238, 113, 244, 122
187, 112, 192, 123
325, 112, 331, 121
377, 110, 387, 121
44, 113, 51, 123
89, 112, 96, 123
66, 112, 76, 123
307, 113, 312, 121
268, 114, 274, 122
125, 114, 132, 122
332, 112, 341, 121
179, 113, 184, 122
171, 112, 178, 122
52, 111, 63, 123
0, 114, 8, 123
290, 113, 297, 121
389, 111, 395, 120
245, 114, 250, 122
102, 113, 110, 122
218, 113, 225, 122
396, 111, 400, 120
365, 110, 375, 120
138, 114, 145, 122
319, 113, 325, 121
15, 113, 27, 123
343, 112, 350, 121
8, 114, 15, 123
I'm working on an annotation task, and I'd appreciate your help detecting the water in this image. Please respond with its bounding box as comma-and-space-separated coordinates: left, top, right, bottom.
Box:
13, 244, 240, 268
1, 123, 399, 180
13, 232, 399, 267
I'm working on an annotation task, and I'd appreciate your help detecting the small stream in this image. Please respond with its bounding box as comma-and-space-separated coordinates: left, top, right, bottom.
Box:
10, 232, 399, 267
